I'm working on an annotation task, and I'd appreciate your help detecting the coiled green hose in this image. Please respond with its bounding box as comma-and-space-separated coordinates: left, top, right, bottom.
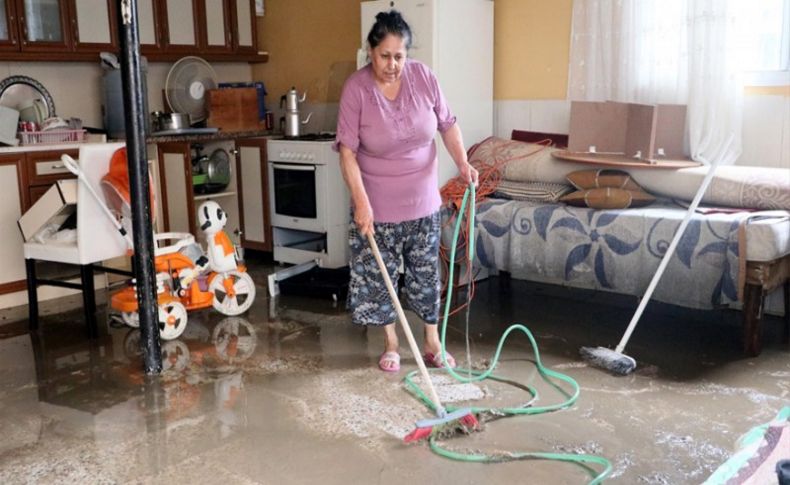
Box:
403, 184, 612, 484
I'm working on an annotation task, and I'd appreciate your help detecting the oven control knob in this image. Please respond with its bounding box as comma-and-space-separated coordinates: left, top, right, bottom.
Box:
300, 153, 308, 160
279, 151, 286, 158
307, 154, 315, 161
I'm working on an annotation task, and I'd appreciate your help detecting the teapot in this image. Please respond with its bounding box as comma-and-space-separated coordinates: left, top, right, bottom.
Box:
279, 87, 313, 138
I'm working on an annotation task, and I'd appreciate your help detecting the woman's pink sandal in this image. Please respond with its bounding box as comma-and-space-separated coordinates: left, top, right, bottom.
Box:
378, 351, 401, 372
422, 351, 456, 369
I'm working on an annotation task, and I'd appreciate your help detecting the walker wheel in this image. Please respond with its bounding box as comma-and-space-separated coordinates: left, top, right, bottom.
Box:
212, 317, 257, 362
161, 340, 190, 372
158, 301, 188, 340
209, 271, 255, 316
121, 312, 140, 328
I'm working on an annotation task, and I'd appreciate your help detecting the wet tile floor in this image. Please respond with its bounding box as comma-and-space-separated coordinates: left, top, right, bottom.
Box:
0, 261, 788, 484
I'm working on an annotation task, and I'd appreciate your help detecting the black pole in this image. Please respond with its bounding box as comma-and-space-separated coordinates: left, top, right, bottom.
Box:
117, 0, 162, 374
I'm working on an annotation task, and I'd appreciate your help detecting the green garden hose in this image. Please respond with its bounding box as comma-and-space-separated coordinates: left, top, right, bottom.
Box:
403, 184, 613, 484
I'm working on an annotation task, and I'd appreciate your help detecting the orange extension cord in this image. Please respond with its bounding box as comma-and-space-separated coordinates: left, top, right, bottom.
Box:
438, 138, 554, 317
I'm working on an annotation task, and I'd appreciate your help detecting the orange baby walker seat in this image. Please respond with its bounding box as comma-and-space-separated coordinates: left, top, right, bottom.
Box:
65, 148, 255, 341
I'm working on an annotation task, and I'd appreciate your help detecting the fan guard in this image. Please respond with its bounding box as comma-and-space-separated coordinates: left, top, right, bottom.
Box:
165, 56, 218, 124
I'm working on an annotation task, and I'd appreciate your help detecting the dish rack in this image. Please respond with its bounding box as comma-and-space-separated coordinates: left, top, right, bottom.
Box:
18, 129, 87, 145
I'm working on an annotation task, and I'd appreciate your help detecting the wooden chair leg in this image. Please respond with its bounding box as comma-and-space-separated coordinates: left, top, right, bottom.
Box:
742, 283, 764, 357
25, 258, 39, 332
783, 281, 789, 345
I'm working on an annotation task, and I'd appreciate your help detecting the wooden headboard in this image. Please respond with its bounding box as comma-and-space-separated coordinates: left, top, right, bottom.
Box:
511, 130, 569, 148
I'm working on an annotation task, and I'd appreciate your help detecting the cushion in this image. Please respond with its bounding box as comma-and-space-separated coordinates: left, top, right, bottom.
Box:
566, 169, 643, 191
468, 136, 789, 211
560, 187, 656, 209
494, 180, 574, 202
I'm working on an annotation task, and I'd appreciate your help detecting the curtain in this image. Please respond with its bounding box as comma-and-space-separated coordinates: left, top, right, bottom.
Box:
568, 0, 743, 165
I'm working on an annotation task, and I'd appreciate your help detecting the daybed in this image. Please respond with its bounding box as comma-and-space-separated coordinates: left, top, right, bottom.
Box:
451, 132, 789, 356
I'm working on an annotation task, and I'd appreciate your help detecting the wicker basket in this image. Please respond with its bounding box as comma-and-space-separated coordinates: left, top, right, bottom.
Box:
19, 129, 87, 145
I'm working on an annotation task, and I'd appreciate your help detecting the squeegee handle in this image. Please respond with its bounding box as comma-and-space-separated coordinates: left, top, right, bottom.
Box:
615, 162, 719, 353
367, 232, 446, 417
61, 154, 134, 248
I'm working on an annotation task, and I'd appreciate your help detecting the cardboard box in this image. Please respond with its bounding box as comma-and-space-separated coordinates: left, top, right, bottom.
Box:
568, 101, 688, 161
18, 179, 78, 243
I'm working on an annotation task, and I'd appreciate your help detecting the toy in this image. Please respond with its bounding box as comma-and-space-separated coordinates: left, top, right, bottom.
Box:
111, 205, 256, 340
64, 148, 255, 341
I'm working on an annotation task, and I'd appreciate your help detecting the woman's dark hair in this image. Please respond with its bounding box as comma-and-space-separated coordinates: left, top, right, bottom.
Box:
367, 10, 412, 50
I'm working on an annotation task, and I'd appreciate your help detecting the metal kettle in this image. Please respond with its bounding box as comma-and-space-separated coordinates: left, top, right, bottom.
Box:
279, 87, 313, 138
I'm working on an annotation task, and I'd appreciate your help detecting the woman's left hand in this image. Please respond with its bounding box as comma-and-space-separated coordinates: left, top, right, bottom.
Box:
457, 162, 479, 187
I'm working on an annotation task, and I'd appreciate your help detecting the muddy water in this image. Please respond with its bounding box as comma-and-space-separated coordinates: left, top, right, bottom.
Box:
0, 274, 787, 484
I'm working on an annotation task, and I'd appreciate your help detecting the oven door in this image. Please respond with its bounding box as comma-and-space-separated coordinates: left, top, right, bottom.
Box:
269, 162, 327, 233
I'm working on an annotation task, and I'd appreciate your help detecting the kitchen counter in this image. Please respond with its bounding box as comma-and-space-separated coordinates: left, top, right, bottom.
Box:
0, 134, 107, 154
147, 130, 282, 144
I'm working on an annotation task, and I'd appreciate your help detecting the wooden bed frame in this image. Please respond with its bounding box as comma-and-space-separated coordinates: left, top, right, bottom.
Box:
510, 129, 789, 356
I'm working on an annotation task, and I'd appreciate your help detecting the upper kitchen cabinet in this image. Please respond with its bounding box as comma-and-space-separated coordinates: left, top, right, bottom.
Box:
70, 0, 117, 52
199, 0, 232, 53
137, 0, 163, 52
231, 0, 255, 54
18, 0, 72, 52
0, 0, 19, 51
161, 0, 199, 52
0, 0, 266, 61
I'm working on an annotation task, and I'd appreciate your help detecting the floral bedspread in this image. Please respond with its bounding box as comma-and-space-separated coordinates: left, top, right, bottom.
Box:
447, 198, 745, 310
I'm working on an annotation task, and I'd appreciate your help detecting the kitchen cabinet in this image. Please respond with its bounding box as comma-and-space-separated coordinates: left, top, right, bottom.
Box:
70, 0, 117, 52
0, 0, 264, 61
231, 0, 255, 54
161, 0, 199, 52
236, 138, 270, 251
137, 0, 162, 51
24, 148, 78, 207
199, 0, 231, 53
0, 147, 78, 299
18, 0, 72, 52
157, 140, 242, 243
0, 154, 26, 295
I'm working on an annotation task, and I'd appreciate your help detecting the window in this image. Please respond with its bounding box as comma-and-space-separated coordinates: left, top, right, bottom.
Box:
734, 0, 790, 85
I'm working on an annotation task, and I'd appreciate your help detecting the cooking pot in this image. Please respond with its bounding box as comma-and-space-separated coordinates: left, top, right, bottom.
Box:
151, 111, 190, 132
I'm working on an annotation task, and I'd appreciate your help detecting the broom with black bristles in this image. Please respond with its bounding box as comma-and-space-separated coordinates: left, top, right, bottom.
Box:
581, 160, 720, 375
366, 233, 480, 442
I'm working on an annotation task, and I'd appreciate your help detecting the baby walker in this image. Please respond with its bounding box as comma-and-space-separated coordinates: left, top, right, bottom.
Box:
62, 148, 256, 341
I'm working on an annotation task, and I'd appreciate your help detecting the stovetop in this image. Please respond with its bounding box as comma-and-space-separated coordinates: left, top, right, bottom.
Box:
279, 132, 336, 142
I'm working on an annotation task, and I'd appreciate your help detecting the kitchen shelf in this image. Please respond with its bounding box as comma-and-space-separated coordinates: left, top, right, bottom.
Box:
193, 191, 237, 201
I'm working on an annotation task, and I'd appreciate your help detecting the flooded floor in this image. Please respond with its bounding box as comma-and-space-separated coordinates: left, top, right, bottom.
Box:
0, 257, 788, 484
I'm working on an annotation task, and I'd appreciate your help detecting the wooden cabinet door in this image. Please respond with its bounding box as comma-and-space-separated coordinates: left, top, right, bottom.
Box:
230, 0, 254, 54
157, 142, 195, 234
198, 0, 230, 53
17, 0, 72, 52
137, 0, 162, 52
0, 0, 19, 51
70, 0, 117, 52
161, 0, 199, 52
236, 138, 270, 251
0, 154, 27, 294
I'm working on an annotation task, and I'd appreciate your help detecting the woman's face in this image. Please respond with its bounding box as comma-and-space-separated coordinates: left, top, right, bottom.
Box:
369, 33, 408, 83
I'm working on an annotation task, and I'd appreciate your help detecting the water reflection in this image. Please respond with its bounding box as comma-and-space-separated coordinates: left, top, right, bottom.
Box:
0, 315, 260, 470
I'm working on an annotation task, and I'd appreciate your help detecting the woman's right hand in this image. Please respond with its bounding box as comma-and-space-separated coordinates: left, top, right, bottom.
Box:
354, 201, 375, 237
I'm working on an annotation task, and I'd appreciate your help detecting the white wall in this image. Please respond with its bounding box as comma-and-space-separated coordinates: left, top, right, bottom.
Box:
0, 61, 253, 132
494, 95, 790, 169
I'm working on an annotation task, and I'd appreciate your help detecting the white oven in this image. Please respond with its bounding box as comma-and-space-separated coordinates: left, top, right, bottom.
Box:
267, 137, 350, 270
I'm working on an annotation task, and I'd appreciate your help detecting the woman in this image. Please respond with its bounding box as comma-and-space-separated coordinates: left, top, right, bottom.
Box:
333, 10, 478, 372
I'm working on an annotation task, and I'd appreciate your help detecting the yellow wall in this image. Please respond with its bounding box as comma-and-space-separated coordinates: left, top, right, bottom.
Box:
494, 0, 573, 100
253, 0, 575, 103
251, 1, 785, 103
252, 0, 360, 104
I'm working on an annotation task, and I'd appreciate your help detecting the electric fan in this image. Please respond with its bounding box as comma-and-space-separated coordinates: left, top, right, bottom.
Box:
165, 56, 218, 124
